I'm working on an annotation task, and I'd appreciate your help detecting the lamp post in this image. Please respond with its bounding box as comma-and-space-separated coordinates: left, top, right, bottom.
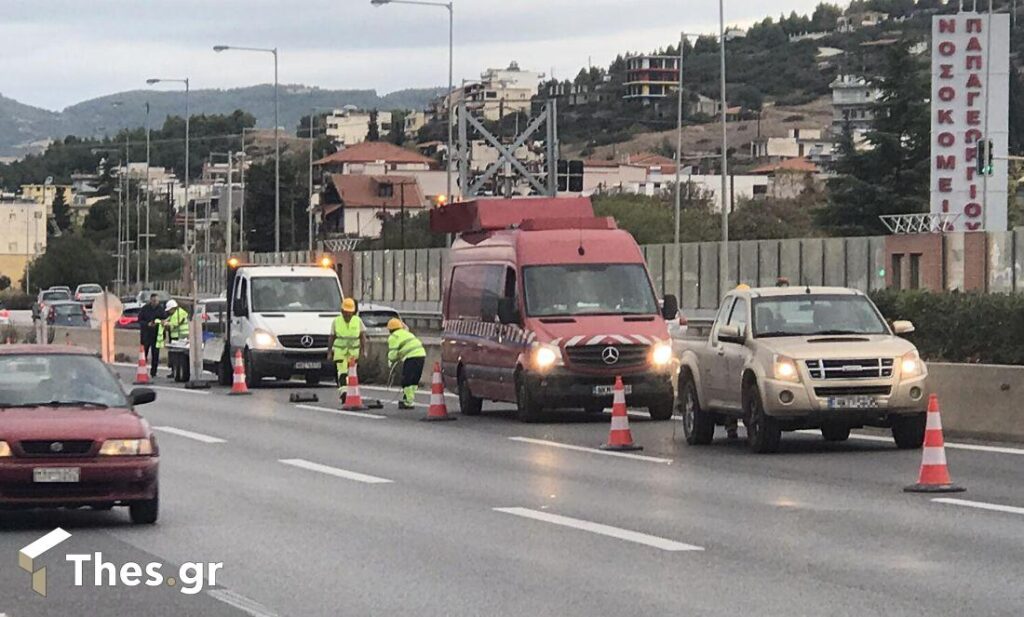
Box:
673, 32, 704, 251
214, 45, 280, 252
145, 78, 190, 251
371, 0, 454, 201
144, 102, 152, 284
718, 0, 730, 295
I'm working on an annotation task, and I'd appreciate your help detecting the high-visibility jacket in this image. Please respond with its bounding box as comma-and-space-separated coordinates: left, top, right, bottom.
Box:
332, 315, 363, 362
167, 307, 190, 340
155, 321, 166, 349
387, 328, 426, 365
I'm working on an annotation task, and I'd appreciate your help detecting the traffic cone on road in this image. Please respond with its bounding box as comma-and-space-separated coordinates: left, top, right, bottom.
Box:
341, 361, 367, 410
421, 363, 455, 422
134, 346, 150, 385
905, 394, 964, 493
600, 376, 642, 451
229, 350, 251, 396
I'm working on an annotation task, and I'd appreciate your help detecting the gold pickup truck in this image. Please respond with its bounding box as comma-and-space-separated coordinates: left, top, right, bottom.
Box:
673, 286, 928, 453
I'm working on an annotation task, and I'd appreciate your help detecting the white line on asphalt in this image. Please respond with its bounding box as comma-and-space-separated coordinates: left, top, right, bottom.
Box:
360, 384, 459, 400
152, 426, 226, 444
795, 429, 1024, 455
295, 404, 387, 419
146, 385, 212, 396
932, 498, 1024, 516
208, 588, 279, 617
278, 458, 393, 484
508, 436, 673, 464
493, 507, 703, 552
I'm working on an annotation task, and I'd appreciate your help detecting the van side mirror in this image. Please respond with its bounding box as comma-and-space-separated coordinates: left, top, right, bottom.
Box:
662, 294, 679, 320
497, 297, 520, 325
892, 320, 915, 335
233, 298, 248, 317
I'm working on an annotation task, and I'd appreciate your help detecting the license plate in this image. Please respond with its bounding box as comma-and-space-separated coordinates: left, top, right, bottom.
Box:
33, 468, 80, 483
827, 395, 878, 410
295, 361, 321, 370
594, 384, 632, 396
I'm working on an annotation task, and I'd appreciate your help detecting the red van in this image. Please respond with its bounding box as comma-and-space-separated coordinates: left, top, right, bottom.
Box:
433, 197, 678, 422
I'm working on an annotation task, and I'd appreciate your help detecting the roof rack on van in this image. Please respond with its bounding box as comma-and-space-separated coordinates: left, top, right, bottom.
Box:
429, 196, 595, 234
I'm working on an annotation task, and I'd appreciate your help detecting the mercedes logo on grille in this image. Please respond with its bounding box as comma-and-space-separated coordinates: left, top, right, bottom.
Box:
50, 442, 64, 453
601, 346, 620, 365
300, 335, 315, 348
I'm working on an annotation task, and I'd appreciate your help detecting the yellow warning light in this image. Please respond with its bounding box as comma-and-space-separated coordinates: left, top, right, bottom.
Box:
736, 283, 751, 290
320, 256, 333, 268
435, 194, 448, 207
227, 257, 241, 269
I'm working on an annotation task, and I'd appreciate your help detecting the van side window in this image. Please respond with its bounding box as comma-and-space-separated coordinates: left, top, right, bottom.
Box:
447, 265, 505, 321
504, 267, 517, 301
711, 297, 735, 343
727, 298, 748, 335
237, 278, 248, 311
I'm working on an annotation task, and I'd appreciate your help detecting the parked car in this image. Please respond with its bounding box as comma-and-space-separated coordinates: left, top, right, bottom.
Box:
74, 284, 104, 308
48, 286, 72, 294
46, 301, 91, 328
0, 302, 10, 327
674, 286, 928, 453
32, 289, 72, 321
117, 306, 141, 330
0, 345, 160, 523
359, 303, 401, 338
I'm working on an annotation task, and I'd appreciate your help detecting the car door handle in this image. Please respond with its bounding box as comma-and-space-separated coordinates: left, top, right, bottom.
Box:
717, 348, 726, 356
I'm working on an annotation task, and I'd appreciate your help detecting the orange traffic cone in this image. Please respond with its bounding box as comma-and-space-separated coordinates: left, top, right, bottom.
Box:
134, 346, 150, 385
600, 376, 641, 451
229, 350, 251, 395
341, 360, 367, 410
422, 362, 455, 422
905, 394, 964, 493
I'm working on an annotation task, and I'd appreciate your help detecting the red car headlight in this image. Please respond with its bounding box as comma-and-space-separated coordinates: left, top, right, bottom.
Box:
99, 439, 154, 456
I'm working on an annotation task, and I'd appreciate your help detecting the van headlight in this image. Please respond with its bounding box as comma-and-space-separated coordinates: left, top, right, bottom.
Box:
0, 441, 11, 457
773, 355, 801, 382
532, 344, 562, 371
900, 351, 924, 378
253, 329, 276, 349
99, 439, 154, 456
651, 342, 673, 367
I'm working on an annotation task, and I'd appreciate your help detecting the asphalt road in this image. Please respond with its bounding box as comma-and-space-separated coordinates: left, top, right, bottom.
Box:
2, 365, 1023, 617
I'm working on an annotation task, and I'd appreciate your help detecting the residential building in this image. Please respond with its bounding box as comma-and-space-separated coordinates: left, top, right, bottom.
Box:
318, 174, 426, 239
837, 10, 889, 32
0, 198, 47, 287
451, 62, 541, 121
831, 74, 880, 134
623, 55, 680, 102
581, 160, 648, 195
688, 93, 720, 118
324, 107, 393, 147
313, 141, 437, 175
790, 31, 831, 42
753, 129, 837, 164
749, 157, 824, 198
724, 27, 747, 41
636, 174, 771, 212
20, 183, 73, 216
404, 111, 427, 137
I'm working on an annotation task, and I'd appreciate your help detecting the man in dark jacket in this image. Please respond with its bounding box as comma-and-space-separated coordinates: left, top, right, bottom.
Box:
137, 294, 165, 378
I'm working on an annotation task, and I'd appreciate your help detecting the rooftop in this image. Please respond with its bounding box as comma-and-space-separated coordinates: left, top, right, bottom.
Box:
750, 157, 820, 175
324, 174, 425, 212
313, 141, 436, 167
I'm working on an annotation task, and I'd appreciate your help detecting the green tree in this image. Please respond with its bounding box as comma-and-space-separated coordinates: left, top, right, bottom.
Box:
25, 234, 115, 291
389, 110, 407, 146
730, 179, 825, 240
821, 40, 930, 235
369, 210, 446, 250
0, 275, 10, 291
810, 3, 842, 31
51, 186, 71, 233
367, 109, 381, 142
243, 158, 309, 252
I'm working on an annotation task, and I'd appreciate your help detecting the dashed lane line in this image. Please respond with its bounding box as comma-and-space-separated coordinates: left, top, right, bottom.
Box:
152, 426, 226, 444
494, 507, 703, 552
508, 436, 673, 464
295, 404, 387, 419
932, 497, 1024, 517
278, 458, 393, 484
207, 588, 279, 617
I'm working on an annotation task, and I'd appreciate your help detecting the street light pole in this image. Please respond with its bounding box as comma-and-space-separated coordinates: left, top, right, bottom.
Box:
145, 102, 151, 284
214, 45, 281, 251
673, 32, 686, 249
370, 0, 454, 200
718, 0, 730, 294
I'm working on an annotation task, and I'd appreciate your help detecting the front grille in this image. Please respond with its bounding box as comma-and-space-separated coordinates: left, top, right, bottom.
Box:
564, 344, 648, 369
20, 440, 94, 456
814, 386, 892, 397
278, 334, 330, 349
805, 358, 893, 380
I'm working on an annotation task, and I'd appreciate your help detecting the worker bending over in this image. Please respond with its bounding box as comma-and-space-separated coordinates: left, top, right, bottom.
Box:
328, 298, 366, 403
387, 319, 426, 409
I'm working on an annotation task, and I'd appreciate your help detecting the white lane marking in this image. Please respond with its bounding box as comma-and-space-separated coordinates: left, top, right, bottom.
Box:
20, 527, 72, 561
208, 588, 279, 617
796, 429, 1024, 455
508, 436, 673, 464
359, 384, 459, 400
146, 385, 211, 396
295, 404, 387, 419
152, 426, 226, 444
278, 458, 393, 484
494, 507, 703, 552
932, 498, 1024, 516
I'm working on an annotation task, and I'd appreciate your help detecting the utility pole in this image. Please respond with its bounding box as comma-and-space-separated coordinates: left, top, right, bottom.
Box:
145, 102, 152, 284
718, 0, 730, 294
227, 151, 234, 258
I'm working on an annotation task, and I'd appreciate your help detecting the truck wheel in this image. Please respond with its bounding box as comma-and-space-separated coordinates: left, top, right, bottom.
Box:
821, 424, 851, 442
680, 373, 715, 445
647, 394, 675, 421
305, 374, 321, 386
244, 349, 262, 389
457, 368, 482, 416
515, 373, 543, 423
891, 413, 926, 449
218, 352, 232, 386
745, 384, 781, 454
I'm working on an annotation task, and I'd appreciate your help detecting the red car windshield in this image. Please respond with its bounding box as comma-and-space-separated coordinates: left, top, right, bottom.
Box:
0, 355, 128, 408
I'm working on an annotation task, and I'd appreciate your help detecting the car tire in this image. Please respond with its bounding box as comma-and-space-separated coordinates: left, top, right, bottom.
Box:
129, 492, 159, 525
218, 351, 232, 386
515, 372, 543, 423
745, 383, 781, 454
647, 395, 675, 421
244, 349, 262, 389
457, 368, 482, 416
680, 372, 715, 445
821, 424, 851, 442
305, 374, 321, 386
891, 413, 926, 449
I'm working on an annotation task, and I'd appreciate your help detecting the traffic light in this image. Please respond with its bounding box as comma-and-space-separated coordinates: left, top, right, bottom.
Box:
556, 159, 569, 192
568, 160, 584, 192
977, 138, 994, 176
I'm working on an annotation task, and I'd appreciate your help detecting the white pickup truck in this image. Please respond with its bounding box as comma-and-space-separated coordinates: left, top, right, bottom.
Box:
673, 286, 928, 453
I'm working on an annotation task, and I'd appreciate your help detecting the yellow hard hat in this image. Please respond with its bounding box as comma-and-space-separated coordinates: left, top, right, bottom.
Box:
342, 298, 356, 312
387, 318, 404, 331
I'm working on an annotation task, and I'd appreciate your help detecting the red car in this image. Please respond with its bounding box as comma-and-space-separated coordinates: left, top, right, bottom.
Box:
0, 345, 160, 524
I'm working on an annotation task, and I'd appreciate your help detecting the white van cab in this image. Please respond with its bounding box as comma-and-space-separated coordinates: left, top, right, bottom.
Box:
227, 263, 343, 387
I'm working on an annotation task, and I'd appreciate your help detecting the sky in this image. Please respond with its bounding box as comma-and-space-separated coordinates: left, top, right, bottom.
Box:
2, 0, 828, 111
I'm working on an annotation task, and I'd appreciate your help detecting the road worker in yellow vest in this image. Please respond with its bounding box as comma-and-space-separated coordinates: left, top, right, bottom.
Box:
327, 298, 366, 402
162, 300, 190, 373
387, 318, 426, 409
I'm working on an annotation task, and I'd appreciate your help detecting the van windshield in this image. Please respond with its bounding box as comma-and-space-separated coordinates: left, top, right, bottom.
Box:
251, 277, 341, 313
523, 264, 658, 317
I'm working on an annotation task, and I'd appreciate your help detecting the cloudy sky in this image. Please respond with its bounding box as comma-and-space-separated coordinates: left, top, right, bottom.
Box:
3, 0, 827, 111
